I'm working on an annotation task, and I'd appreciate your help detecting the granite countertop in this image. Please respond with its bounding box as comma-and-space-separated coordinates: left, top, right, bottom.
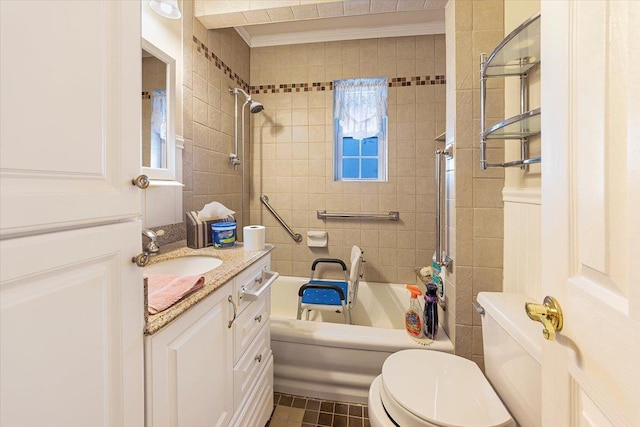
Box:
144, 241, 274, 335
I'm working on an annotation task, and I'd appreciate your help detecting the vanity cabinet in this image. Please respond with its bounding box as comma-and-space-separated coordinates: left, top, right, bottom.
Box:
145, 254, 276, 427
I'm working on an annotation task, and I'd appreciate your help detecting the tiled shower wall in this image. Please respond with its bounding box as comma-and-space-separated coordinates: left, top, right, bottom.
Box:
181, 0, 251, 233
444, 0, 505, 366
248, 36, 446, 284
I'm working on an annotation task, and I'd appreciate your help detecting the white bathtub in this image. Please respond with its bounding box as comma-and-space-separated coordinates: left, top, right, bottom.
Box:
270, 276, 453, 404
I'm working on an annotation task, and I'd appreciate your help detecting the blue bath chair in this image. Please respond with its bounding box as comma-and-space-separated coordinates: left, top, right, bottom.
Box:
296, 246, 364, 324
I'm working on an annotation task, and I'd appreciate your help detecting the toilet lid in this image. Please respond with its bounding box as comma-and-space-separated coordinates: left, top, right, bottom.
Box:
381, 350, 513, 427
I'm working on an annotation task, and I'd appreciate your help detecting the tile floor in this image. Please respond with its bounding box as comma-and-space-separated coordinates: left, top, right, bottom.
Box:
266, 392, 370, 427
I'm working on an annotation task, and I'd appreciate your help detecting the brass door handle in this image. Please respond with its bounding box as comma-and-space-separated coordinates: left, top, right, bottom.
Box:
525, 296, 563, 340
132, 252, 149, 267
132, 175, 150, 189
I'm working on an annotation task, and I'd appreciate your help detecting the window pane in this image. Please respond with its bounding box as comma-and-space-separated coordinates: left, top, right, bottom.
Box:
343, 137, 359, 156
343, 158, 359, 178
361, 158, 378, 179
362, 137, 378, 156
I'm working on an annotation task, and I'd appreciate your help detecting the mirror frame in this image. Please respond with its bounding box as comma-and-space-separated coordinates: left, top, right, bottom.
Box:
141, 38, 176, 181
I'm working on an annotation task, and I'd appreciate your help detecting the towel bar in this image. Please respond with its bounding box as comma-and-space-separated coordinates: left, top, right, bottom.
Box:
317, 211, 399, 221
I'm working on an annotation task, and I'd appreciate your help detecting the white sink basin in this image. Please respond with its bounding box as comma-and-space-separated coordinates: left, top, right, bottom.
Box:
144, 256, 223, 277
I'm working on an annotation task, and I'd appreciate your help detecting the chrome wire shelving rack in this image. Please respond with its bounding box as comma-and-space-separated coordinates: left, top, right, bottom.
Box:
480, 12, 541, 169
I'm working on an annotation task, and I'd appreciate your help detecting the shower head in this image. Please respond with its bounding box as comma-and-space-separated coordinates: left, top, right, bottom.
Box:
230, 87, 264, 113
249, 101, 264, 113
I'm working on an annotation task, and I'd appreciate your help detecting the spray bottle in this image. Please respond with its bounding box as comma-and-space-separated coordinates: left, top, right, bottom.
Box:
424, 283, 439, 339
404, 285, 425, 339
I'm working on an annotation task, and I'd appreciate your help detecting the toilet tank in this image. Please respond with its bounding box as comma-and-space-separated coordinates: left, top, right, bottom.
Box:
477, 292, 543, 427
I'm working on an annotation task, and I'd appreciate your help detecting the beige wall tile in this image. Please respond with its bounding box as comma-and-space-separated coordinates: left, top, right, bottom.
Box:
455, 266, 473, 326
455, 0, 473, 31
455, 148, 473, 207
397, 37, 416, 60
473, 207, 503, 238
472, 178, 504, 208
455, 324, 473, 358
472, 0, 504, 31
472, 266, 503, 295
473, 237, 504, 268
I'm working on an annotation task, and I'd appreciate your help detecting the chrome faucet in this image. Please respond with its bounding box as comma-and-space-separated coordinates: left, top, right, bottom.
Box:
142, 228, 162, 255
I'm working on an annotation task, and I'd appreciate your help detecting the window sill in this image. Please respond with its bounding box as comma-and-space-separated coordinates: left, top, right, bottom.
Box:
148, 180, 185, 187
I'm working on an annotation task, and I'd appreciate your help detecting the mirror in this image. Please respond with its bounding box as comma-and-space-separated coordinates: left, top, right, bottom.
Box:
141, 38, 176, 180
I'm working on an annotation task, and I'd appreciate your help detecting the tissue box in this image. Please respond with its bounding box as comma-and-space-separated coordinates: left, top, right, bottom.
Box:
185, 211, 230, 249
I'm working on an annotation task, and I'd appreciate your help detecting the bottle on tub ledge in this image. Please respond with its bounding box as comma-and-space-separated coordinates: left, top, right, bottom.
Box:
424, 283, 439, 339
404, 285, 425, 339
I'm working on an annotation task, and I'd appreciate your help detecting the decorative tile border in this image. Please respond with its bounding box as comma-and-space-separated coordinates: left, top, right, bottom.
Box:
192, 35, 250, 92
249, 75, 446, 94
390, 75, 446, 86
251, 81, 334, 94
191, 35, 446, 96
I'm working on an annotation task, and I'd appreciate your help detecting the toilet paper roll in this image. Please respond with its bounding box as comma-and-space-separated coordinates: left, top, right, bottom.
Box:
243, 225, 266, 251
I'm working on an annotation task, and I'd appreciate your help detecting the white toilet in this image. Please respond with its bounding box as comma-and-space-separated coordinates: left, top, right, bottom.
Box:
368, 292, 542, 427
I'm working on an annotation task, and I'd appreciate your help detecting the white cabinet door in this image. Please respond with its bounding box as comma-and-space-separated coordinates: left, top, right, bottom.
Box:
541, 1, 640, 425
0, 0, 141, 238
0, 222, 145, 427
146, 287, 235, 427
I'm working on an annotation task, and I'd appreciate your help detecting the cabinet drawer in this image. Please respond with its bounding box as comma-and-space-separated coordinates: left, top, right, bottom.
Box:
234, 288, 270, 361
234, 255, 270, 315
230, 355, 273, 427
233, 323, 271, 408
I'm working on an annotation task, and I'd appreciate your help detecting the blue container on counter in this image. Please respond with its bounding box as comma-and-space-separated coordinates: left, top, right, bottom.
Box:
211, 222, 237, 248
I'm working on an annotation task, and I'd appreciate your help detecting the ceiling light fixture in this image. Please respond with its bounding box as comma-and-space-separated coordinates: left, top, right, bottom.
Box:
149, 0, 181, 20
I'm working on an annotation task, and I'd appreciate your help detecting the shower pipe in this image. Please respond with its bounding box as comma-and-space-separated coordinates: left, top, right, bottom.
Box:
260, 194, 303, 243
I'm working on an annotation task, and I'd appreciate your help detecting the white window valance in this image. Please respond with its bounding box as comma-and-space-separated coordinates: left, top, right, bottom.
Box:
334, 78, 388, 140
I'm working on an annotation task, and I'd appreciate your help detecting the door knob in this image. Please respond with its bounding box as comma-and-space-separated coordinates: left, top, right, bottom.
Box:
132, 175, 150, 189
525, 296, 563, 340
132, 252, 149, 267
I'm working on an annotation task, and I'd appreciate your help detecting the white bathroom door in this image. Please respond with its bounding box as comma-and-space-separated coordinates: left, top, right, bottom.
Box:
0, 0, 142, 238
540, 1, 640, 426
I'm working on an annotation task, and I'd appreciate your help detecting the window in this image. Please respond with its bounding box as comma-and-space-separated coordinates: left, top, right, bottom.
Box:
333, 78, 388, 181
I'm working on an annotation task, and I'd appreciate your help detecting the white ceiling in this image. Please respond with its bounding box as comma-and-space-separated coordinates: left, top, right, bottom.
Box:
194, 0, 447, 47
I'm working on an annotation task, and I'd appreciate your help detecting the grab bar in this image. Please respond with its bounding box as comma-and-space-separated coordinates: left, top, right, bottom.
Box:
435, 146, 453, 269
317, 211, 399, 221
260, 194, 303, 243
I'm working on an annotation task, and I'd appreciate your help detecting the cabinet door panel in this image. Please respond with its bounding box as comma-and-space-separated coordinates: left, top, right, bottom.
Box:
0, 0, 141, 237
0, 222, 144, 427
147, 289, 234, 427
